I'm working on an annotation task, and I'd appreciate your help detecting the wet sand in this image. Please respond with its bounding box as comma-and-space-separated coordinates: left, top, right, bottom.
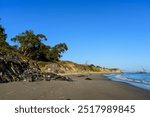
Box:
0, 74, 150, 100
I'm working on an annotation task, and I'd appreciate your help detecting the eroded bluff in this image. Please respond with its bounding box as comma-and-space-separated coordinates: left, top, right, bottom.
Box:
0, 52, 72, 83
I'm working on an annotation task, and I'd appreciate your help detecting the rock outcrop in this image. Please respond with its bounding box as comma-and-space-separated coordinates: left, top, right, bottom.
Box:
0, 52, 72, 83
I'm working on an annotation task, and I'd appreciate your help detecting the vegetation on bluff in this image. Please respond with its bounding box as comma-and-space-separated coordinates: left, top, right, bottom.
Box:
0, 23, 68, 62
0, 25, 7, 46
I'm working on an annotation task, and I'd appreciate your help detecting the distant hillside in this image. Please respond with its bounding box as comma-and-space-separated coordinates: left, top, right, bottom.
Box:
37, 61, 121, 74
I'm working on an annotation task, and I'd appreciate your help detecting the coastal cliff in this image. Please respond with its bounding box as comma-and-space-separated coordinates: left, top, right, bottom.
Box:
0, 51, 121, 83
38, 61, 121, 74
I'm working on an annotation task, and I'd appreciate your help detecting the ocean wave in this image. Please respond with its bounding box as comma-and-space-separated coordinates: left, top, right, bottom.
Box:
105, 73, 150, 91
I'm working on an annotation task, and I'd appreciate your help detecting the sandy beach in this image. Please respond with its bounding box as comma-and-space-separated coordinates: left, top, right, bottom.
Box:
0, 74, 150, 100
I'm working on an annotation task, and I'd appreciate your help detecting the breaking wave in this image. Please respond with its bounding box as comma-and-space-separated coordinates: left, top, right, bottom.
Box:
105, 73, 150, 91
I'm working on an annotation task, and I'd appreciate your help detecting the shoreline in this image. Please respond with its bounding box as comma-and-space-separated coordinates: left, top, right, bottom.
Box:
0, 73, 150, 100
99, 74, 150, 92
58, 71, 117, 76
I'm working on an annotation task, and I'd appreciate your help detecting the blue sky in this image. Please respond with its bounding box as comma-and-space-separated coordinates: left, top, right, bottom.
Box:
0, 0, 150, 71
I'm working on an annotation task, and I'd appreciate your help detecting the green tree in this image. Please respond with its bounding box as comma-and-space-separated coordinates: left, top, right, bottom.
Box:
0, 24, 8, 47
0, 23, 18, 53
11, 30, 47, 58
31, 44, 51, 61
11, 30, 68, 62
47, 43, 68, 61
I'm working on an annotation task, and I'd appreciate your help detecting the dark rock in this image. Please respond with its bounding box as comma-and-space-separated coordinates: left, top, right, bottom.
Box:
85, 77, 92, 80
0, 52, 29, 83
51, 74, 73, 82
77, 75, 86, 77
0, 52, 72, 83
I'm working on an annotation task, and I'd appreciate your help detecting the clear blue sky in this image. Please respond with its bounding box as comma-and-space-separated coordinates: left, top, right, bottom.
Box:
0, 0, 150, 71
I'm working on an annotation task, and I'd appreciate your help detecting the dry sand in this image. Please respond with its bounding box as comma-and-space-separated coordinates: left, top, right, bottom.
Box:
0, 74, 150, 100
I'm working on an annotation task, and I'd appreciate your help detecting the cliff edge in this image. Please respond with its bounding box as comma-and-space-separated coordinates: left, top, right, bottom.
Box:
38, 61, 121, 74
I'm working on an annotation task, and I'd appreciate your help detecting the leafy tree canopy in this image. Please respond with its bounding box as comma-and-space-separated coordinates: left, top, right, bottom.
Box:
0, 24, 8, 47
11, 30, 47, 57
11, 30, 68, 61
47, 43, 68, 61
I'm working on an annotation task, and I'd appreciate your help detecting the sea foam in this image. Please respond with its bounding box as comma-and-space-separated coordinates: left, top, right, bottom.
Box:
105, 73, 150, 91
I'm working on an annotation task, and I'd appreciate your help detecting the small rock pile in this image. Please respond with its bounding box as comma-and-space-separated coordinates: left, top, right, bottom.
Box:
0, 52, 72, 83
22, 68, 72, 82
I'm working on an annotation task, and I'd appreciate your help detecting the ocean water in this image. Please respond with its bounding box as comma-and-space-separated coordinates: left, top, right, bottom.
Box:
105, 73, 150, 91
